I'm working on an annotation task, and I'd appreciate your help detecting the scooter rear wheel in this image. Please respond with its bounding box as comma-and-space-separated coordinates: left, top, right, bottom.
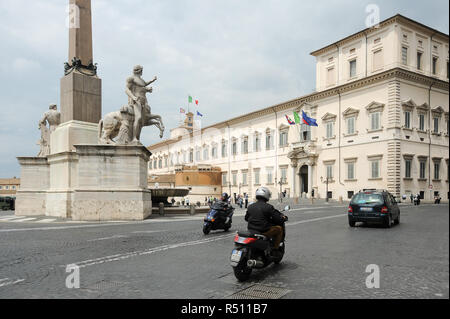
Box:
273, 243, 285, 264
233, 259, 252, 282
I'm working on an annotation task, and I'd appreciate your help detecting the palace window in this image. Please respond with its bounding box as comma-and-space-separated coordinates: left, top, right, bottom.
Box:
242, 171, 248, 186
279, 129, 288, 147
419, 113, 426, 131
211, 144, 218, 159
370, 112, 381, 130
189, 149, 193, 163
253, 133, 261, 152
433, 117, 439, 133
326, 165, 333, 180
432, 56, 438, 75
401, 46, 408, 65
266, 167, 274, 184
195, 148, 201, 161
203, 147, 209, 161
222, 172, 228, 186
347, 117, 355, 135
404, 111, 411, 129
326, 122, 334, 139
405, 159, 412, 178
434, 162, 440, 180
349, 59, 357, 78
232, 139, 237, 156
232, 172, 237, 186
265, 130, 274, 150
254, 169, 260, 185
419, 161, 427, 179
417, 51, 423, 70
347, 162, 355, 180
280, 167, 287, 182
221, 141, 227, 158
241, 136, 249, 154
370, 160, 380, 178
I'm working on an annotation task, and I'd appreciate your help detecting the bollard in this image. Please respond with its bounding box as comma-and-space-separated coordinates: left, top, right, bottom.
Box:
159, 202, 165, 216
189, 204, 195, 216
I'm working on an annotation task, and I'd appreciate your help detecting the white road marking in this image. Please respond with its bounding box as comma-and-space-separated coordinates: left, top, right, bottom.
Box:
13, 218, 37, 222
0, 205, 362, 233
68, 234, 234, 269
0, 278, 25, 288
64, 213, 347, 269
87, 235, 128, 242
132, 230, 164, 234
35, 219, 57, 223
0, 216, 27, 220
287, 214, 347, 226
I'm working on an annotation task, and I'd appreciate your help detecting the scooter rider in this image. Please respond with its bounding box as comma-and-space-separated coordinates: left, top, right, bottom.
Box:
245, 187, 287, 254
212, 193, 233, 223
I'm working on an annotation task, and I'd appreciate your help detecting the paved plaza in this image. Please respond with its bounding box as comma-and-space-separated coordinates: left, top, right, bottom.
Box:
0, 203, 447, 299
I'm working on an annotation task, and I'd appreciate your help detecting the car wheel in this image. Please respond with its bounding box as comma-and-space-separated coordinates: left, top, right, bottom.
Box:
394, 212, 400, 225
384, 214, 392, 228
348, 218, 356, 227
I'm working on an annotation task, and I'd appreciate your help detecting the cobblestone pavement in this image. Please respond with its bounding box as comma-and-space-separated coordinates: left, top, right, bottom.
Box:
0, 203, 447, 299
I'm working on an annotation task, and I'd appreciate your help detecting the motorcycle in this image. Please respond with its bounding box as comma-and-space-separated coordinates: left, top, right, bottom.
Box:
230, 205, 290, 281
203, 203, 234, 235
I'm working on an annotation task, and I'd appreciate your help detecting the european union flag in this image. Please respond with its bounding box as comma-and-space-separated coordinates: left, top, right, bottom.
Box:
301, 110, 318, 127
196, 111, 203, 117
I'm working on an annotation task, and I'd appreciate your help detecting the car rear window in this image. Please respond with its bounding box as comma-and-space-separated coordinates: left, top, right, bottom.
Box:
351, 193, 384, 205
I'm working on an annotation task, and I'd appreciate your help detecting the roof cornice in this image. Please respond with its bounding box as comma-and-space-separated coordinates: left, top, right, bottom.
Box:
310, 14, 449, 57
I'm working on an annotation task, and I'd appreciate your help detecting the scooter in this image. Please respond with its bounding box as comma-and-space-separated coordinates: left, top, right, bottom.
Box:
230, 205, 290, 281
203, 205, 234, 235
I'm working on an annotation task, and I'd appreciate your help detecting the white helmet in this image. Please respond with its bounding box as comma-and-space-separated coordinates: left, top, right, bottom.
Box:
255, 187, 272, 201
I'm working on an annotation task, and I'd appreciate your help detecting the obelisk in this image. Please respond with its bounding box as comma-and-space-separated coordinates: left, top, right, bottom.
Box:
52, 0, 101, 153
61, 0, 101, 124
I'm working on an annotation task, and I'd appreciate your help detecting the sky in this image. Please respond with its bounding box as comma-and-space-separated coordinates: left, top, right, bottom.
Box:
0, 0, 448, 178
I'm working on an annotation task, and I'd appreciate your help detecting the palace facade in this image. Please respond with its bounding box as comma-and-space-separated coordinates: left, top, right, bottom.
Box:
148, 14, 449, 202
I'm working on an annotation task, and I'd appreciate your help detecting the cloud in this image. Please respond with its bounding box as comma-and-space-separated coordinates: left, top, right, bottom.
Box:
0, 0, 448, 178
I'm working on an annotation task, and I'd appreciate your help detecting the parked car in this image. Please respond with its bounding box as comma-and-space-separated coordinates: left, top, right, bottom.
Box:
0, 196, 15, 211
348, 189, 400, 228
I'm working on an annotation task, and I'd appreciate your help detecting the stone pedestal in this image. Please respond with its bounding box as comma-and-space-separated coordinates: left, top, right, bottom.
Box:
45, 152, 79, 218
60, 71, 101, 124
50, 120, 98, 154
15, 157, 49, 216
71, 145, 152, 221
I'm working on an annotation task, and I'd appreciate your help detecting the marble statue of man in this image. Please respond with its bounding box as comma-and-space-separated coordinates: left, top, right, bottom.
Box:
125, 65, 157, 144
37, 104, 61, 157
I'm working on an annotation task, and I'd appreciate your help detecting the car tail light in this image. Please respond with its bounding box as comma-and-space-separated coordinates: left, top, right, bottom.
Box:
348, 206, 353, 213
381, 206, 388, 214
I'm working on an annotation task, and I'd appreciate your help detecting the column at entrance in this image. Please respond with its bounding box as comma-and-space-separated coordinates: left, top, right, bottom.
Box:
308, 164, 312, 198
290, 163, 298, 199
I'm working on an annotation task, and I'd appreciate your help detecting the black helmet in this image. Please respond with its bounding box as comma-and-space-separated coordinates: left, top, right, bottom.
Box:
221, 193, 229, 201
